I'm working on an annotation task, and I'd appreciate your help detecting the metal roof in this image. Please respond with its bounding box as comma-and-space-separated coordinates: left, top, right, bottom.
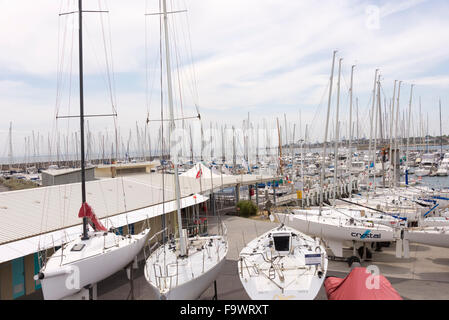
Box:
41, 167, 93, 176
0, 175, 178, 245
0, 194, 208, 264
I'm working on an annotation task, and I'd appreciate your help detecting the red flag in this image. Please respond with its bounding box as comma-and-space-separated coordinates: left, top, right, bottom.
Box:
78, 202, 107, 232
196, 167, 202, 179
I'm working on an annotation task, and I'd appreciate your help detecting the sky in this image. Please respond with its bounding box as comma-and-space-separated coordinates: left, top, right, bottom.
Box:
1, 0, 449, 159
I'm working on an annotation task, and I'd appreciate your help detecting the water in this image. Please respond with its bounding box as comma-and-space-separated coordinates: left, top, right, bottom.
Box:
370, 174, 449, 190
419, 175, 449, 189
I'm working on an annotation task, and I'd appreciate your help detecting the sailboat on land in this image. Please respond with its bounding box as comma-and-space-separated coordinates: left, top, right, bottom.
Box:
35, 0, 150, 300
238, 218, 327, 300
405, 225, 449, 248
143, 0, 228, 300
279, 209, 402, 258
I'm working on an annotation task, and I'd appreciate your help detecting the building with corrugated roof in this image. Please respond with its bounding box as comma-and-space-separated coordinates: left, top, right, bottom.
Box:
41, 167, 95, 186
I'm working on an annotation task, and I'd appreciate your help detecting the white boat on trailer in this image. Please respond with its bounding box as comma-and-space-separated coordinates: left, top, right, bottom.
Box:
278, 209, 404, 258
238, 223, 328, 300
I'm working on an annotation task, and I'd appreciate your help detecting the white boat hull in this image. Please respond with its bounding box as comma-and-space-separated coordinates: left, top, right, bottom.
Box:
419, 217, 449, 227
406, 228, 449, 248
282, 214, 395, 243
39, 230, 150, 300
415, 169, 430, 177
144, 234, 228, 300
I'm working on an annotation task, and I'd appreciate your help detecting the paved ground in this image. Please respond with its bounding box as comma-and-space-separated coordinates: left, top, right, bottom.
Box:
96, 214, 449, 300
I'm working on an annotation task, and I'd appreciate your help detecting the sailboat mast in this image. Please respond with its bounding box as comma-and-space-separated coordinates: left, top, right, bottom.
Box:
394, 81, 402, 187
319, 50, 336, 213
190, 125, 194, 163
372, 73, 380, 190
78, 0, 89, 240
377, 77, 385, 187
348, 65, 354, 198
440, 99, 443, 156
406, 84, 414, 177
8, 122, 13, 171
426, 112, 429, 153
162, 0, 186, 256
333, 58, 342, 203
232, 126, 236, 171
289, 121, 294, 179
247, 112, 250, 163
368, 69, 378, 188
389, 81, 397, 188
277, 118, 283, 176
356, 98, 359, 144
256, 123, 259, 164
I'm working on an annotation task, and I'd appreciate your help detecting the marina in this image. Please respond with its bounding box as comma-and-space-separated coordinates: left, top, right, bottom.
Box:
1, 0, 449, 303
2, 169, 449, 300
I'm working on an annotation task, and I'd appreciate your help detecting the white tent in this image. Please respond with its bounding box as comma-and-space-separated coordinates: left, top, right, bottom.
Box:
181, 162, 228, 179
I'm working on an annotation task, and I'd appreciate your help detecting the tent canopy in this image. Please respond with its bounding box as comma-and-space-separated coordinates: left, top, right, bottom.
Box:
181, 162, 227, 179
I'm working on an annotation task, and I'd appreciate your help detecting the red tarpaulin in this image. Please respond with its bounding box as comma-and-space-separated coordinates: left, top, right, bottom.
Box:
78, 202, 107, 232
324, 267, 402, 300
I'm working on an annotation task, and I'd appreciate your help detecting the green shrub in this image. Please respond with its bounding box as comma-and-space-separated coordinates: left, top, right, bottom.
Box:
0, 177, 38, 191
236, 200, 258, 217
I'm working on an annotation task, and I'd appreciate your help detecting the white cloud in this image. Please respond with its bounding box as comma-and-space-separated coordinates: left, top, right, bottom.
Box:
407, 75, 449, 87
380, 0, 428, 18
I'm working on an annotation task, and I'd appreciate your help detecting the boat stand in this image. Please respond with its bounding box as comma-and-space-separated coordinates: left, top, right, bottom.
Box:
126, 263, 134, 300
357, 243, 372, 262
212, 280, 218, 300
89, 286, 94, 300
363, 243, 367, 262
352, 241, 357, 257
328, 255, 347, 262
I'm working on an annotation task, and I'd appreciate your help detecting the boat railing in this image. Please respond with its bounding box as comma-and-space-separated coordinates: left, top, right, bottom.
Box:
182, 217, 228, 240
147, 228, 168, 249
152, 260, 179, 291
313, 244, 327, 268
244, 256, 286, 290
239, 256, 260, 278
38, 234, 74, 266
